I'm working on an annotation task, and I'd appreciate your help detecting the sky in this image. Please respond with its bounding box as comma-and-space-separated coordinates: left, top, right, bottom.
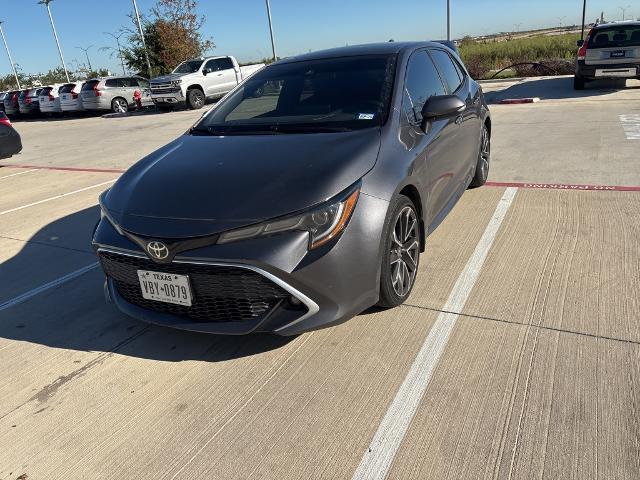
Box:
0, 0, 633, 76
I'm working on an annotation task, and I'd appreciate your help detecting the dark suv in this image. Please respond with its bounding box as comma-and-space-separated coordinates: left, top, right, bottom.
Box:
575, 21, 640, 90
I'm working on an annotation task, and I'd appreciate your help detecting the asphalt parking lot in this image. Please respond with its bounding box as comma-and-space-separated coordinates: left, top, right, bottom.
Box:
1, 75, 639, 479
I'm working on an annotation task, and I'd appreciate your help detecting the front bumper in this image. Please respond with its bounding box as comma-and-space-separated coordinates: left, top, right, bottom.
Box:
151, 89, 185, 105
93, 193, 389, 335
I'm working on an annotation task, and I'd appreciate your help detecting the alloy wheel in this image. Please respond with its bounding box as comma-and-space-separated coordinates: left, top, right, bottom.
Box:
479, 126, 490, 181
113, 99, 128, 113
389, 206, 420, 297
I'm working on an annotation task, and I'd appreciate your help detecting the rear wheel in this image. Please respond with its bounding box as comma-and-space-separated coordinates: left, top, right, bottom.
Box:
573, 75, 585, 90
470, 123, 490, 188
378, 196, 421, 308
187, 88, 205, 110
111, 97, 129, 114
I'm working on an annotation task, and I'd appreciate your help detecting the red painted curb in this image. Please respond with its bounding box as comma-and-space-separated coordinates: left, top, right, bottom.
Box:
0, 164, 126, 174
498, 97, 540, 104
485, 181, 640, 192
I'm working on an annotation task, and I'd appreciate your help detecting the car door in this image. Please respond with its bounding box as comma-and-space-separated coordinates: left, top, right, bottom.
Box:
203, 58, 238, 96
400, 49, 456, 228
429, 48, 480, 187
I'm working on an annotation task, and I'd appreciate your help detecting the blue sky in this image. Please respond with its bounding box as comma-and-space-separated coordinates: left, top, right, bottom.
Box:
0, 0, 632, 75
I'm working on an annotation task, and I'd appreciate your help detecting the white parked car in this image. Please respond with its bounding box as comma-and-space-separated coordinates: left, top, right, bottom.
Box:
59, 82, 86, 112
38, 84, 64, 113
150, 55, 265, 110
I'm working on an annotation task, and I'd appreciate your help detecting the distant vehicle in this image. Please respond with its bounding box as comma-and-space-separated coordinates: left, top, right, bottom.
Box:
18, 88, 43, 114
150, 56, 265, 110
0, 92, 6, 112
80, 76, 153, 114
94, 42, 491, 335
0, 111, 22, 159
59, 82, 86, 113
575, 20, 640, 89
38, 85, 64, 114
3, 90, 20, 115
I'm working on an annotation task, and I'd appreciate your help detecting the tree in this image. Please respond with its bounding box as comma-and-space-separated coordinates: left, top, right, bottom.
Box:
121, 0, 214, 77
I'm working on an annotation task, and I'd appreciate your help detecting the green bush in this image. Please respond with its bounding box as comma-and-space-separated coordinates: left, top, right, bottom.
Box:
459, 33, 580, 79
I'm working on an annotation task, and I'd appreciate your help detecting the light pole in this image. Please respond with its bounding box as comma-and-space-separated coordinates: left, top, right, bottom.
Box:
557, 16, 567, 27
619, 5, 631, 20
581, 0, 587, 40
446, 0, 451, 41
38, 0, 70, 82
514, 23, 522, 33
104, 31, 127, 75
132, 0, 152, 76
265, 0, 277, 61
76, 45, 94, 72
0, 21, 20, 89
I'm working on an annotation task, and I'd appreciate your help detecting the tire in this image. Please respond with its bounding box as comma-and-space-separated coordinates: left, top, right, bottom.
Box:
111, 97, 129, 114
573, 75, 585, 90
470, 123, 490, 188
187, 88, 205, 110
378, 195, 421, 308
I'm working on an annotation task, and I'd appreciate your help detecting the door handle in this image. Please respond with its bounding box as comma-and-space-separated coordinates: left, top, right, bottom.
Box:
216, 73, 223, 76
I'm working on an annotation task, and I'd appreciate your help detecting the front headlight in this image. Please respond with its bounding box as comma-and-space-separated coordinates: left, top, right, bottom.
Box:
218, 186, 360, 249
170, 79, 182, 86
98, 190, 124, 235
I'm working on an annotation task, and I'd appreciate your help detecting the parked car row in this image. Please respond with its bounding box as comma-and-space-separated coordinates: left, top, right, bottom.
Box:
0, 76, 153, 116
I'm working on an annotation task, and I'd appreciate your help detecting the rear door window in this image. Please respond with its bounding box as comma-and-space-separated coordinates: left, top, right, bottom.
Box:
430, 49, 463, 93
592, 25, 640, 47
403, 50, 446, 123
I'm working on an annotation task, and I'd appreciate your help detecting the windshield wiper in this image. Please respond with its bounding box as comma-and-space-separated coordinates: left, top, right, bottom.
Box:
189, 125, 284, 136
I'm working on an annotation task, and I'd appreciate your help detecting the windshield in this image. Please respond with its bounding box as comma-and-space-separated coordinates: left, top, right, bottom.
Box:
194, 54, 397, 135
173, 60, 204, 74
591, 25, 640, 48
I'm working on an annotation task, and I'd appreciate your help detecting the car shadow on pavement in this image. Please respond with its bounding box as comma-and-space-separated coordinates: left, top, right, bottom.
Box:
0, 206, 296, 362
484, 76, 637, 103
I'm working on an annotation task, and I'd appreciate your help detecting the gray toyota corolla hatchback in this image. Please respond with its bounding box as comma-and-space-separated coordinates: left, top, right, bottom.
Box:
93, 42, 491, 335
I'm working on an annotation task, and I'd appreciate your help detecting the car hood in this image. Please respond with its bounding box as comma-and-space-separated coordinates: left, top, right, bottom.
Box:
104, 129, 381, 238
151, 72, 194, 83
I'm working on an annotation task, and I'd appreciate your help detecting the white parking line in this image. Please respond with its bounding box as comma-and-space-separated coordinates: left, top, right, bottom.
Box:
619, 114, 640, 140
0, 179, 116, 216
0, 263, 99, 312
0, 168, 39, 180
352, 187, 518, 480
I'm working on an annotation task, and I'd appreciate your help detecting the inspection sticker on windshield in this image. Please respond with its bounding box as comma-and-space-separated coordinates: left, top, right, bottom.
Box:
358, 113, 375, 120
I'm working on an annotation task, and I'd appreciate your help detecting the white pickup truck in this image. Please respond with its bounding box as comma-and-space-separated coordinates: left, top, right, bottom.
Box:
150, 55, 265, 110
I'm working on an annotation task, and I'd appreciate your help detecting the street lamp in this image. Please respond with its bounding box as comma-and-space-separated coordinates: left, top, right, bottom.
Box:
514, 23, 522, 33
265, 0, 277, 61
104, 31, 127, 75
619, 5, 631, 20
556, 16, 567, 27
131, 0, 152, 77
0, 21, 20, 89
76, 45, 94, 72
447, 0, 451, 41
38, 0, 70, 83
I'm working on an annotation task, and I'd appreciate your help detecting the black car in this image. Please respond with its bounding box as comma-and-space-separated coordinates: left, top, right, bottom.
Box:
94, 42, 491, 335
0, 112, 22, 159
575, 21, 640, 89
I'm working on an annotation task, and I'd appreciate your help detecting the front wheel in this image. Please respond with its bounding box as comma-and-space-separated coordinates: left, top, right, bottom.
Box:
111, 97, 129, 114
378, 196, 421, 308
187, 89, 205, 110
470, 124, 490, 188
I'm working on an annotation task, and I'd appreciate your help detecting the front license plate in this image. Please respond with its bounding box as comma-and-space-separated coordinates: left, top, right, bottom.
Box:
610, 50, 626, 58
137, 270, 192, 306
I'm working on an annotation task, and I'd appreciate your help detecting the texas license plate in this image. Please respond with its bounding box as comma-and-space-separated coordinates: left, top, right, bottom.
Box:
137, 270, 192, 306
610, 50, 626, 58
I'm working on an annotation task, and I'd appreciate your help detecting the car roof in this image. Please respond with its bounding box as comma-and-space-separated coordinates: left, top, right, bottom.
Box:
275, 41, 448, 64
594, 20, 640, 29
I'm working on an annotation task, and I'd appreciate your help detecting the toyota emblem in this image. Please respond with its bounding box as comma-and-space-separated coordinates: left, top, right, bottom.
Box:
147, 241, 169, 260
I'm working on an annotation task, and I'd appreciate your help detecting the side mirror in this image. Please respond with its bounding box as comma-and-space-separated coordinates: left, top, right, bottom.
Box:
202, 69, 209, 76
419, 95, 465, 130
576, 39, 585, 47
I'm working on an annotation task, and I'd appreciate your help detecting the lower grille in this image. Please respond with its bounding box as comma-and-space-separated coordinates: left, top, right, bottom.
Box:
98, 250, 290, 323
150, 86, 181, 94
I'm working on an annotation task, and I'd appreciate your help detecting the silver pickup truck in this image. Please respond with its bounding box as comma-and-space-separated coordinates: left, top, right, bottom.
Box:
150, 56, 265, 110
